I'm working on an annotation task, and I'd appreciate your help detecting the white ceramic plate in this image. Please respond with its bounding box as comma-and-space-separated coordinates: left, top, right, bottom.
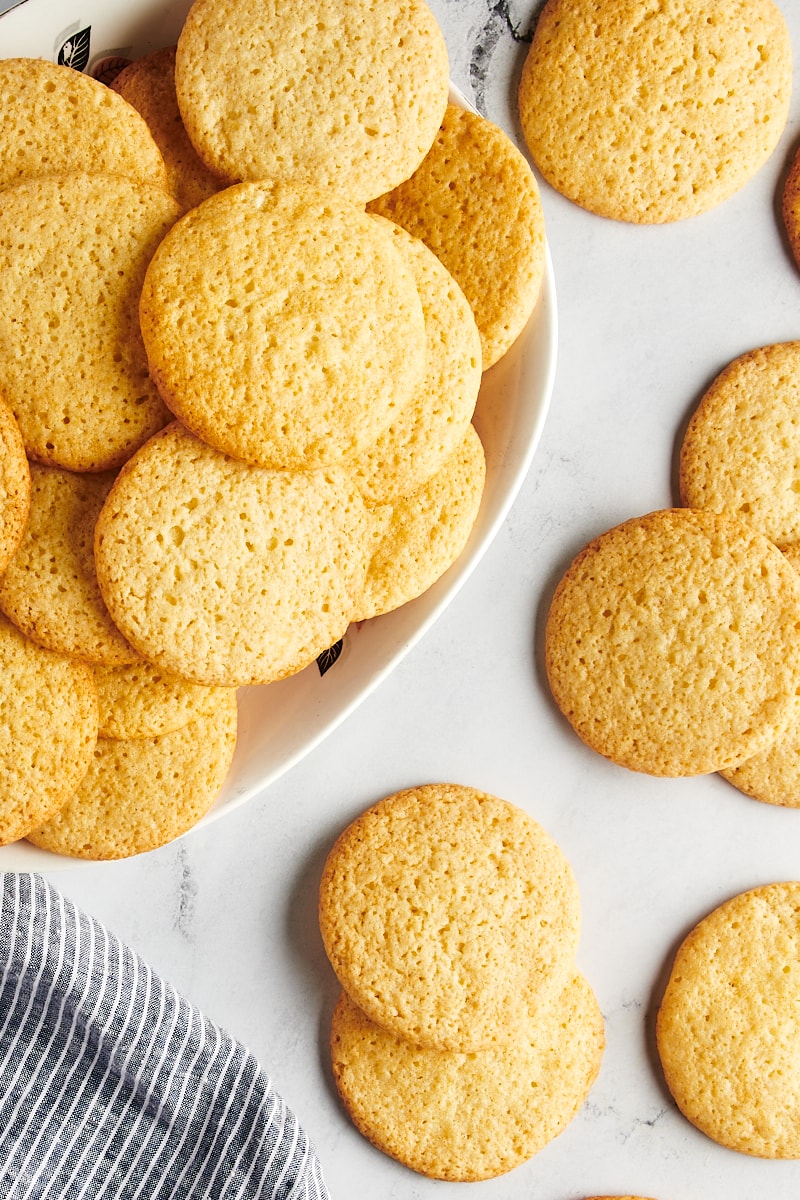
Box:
0, 0, 557, 869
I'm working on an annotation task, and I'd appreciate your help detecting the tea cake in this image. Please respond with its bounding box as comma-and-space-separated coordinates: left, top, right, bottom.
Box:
0, 397, 30, 576
95, 661, 232, 740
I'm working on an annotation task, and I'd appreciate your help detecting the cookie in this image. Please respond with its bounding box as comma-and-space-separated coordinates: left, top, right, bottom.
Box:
318, 783, 581, 1052
518, 0, 792, 223
0, 397, 30, 577
680, 342, 800, 548
94, 423, 378, 687
139, 182, 426, 470
174, 0, 449, 203
95, 661, 233, 740
0, 57, 168, 191
545, 508, 800, 776
28, 692, 237, 860
353, 424, 485, 622
782, 144, 800, 273
657, 881, 800, 1158
330, 974, 603, 1181
111, 46, 223, 213
369, 103, 546, 369
0, 465, 138, 666
0, 173, 178, 472
0, 613, 97, 846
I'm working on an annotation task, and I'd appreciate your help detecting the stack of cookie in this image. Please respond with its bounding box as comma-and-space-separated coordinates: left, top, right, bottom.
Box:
318, 784, 604, 1181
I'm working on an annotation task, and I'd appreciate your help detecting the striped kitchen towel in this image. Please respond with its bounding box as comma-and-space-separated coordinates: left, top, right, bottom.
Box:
0, 873, 330, 1200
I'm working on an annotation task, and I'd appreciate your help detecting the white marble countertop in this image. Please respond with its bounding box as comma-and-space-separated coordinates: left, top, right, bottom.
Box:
34, 2, 800, 1197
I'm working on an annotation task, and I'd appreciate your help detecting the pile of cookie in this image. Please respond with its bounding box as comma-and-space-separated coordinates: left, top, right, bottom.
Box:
0, 0, 546, 857
318, 783, 604, 1181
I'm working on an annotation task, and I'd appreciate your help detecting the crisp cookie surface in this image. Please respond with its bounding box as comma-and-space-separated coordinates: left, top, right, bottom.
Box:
28, 692, 238, 860
680, 342, 800, 548
0, 173, 177, 472
94, 661, 233, 740
174, 0, 449, 202
545, 508, 800, 776
369, 103, 546, 368
319, 783, 581, 1052
0, 613, 98, 846
330, 974, 603, 1181
0, 397, 30, 577
140, 183, 426, 469
94, 423, 377, 687
0, 465, 138, 666
0, 58, 168, 190
657, 882, 800, 1158
111, 46, 223, 213
518, 0, 792, 223
782, 144, 800, 273
354, 424, 485, 622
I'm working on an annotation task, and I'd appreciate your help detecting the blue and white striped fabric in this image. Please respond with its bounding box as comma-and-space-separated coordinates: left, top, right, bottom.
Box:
0, 873, 330, 1200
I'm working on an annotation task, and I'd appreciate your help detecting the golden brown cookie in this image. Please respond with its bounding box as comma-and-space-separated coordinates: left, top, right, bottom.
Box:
319, 783, 581, 1052
782, 144, 800, 273
545, 508, 800, 776
0, 396, 30, 576
369, 103, 546, 369
94, 661, 233, 740
330, 974, 603, 1181
657, 882, 800, 1158
518, 0, 792, 223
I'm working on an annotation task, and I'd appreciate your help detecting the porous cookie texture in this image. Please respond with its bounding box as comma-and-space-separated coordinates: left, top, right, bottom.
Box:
369, 103, 546, 368
0, 398, 30, 577
518, 0, 792, 223
680, 342, 800, 548
352, 219, 481, 505
94, 423, 378, 687
139, 183, 426, 470
0, 173, 178, 472
657, 882, 800, 1158
330, 974, 603, 1181
545, 508, 800, 777
28, 692, 238, 860
0, 614, 98, 846
0, 465, 138, 666
0, 58, 168, 190
174, 0, 449, 203
111, 46, 223, 213
318, 783, 581, 1052
95, 661, 233, 740
353, 424, 485, 622
782, 144, 800, 273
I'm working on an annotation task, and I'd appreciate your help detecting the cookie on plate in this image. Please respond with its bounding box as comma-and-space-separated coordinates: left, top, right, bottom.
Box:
174, 0, 449, 202
319, 783, 581, 1052
330, 974, 603, 1181
0, 173, 178, 472
28, 692, 237, 860
657, 882, 800, 1158
139, 182, 426, 470
0, 397, 30, 577
94, 661, 233, 740
518, 0, 792, 223
680, 342, 800, 548
369, 103, 546, 369
0, 614, 97, 846
545, 508, 800, 776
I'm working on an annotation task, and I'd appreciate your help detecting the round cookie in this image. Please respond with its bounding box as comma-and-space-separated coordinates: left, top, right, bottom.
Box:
0, 397, 30, 577
782, 145, 800, 273
0, 173, 178, 472
174, 0, 449, 203
545, 508, 800, 777
518, 0, 792, 223
28, 692, 238, 860
368, 103, 546, 369
111, 46, 223, 213
657, 882, 800, 1158
353, 424, 485, 622
0, 613, 98, 846
139, 182, 427, 470
318, 783, 581, 1052
0, 465, 138, 666
0, 57, 168, 191
94, 423, 378, 687
330, 974, 603, 1181
94, 661, 233, 740
680, 342, 800, 548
